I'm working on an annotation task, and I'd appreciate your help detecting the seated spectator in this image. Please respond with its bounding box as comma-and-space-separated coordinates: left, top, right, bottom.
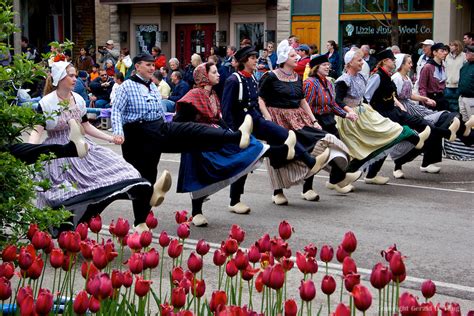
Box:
74, 70, 90, 106
152, 46, 167, 69
161, 71, 189, 112
160, 66, 172, 87
169, 57, 184, 78
256, 49, 272, 81
184, 53, 202, 87
90, 69, 114, 108
90, 63, 100, 82
75, 47, 94, 73
110, 72, 124, 106
294, 44, 311, 77
152, 70, 171, 100
105, 60, 116, 76
115, 47, 133, 79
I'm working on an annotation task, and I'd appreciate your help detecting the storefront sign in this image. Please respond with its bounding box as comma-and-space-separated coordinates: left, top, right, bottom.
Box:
345, 23, 431, 36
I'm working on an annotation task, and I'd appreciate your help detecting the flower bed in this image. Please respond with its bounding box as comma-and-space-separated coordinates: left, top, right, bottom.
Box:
0, 211, 464, 315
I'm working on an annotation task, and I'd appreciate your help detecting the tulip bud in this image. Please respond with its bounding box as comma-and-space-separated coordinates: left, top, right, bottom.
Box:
344, 272, 360, 292
128, 252, 144, 274
225, 259, 238, 277
299, 279, 316, 301
342, 256, 357, 276
352, 284, 372, 312
193, 279, 206, 298
111, 270, 124, 289
144, 248, 159, 269
19, 292, 34, 316
109, 220, 116, 236
304, 243, 317, 258
341, 231, 357, 253
32, 231, 51, 250
135, 276, 153, 297
370, 263, 391, 290
175, 210, 189, 224
18, 247, 33, 270
234, 249, 249, 270
159, 231, 171, 248
171, 286, 186, 308
389, 251, 406, 277
248, 245, 261, 263
145, 211, 158, 229
278, 220, 293, 240
80, 240, 93, 260
0, 277, 12, 300
284, 299, 298, 316
127, 232, 142, 251
256, 233, 271, 252
76, 223, 89, 240
440, 302, 461, 316
213, 248, 227, 266
36, 288, 54, 315
168, 239, 183, 258
223, 238, 238, 255
270, 237, 288, 259
321, 275, 336, 295
1, 245, 17, 262
92, 245, 108, 270
334, 303, 351, 316
399, 292, 419, 316
421, 280, 436, 300
171, 266, 184, 283
187, 252, 203, 273
89, 215, 102, 233
115, 218, 130, 238
73, 290, 89, 314
0, 263, 14, 280
16, 286, 33, 306
26, 256, 44, 279
336, 244, 349, 263
81, 262, 99, 280
209, 290, 227, 312
89, 296, 101, 313
196, 239, 210, 256
320, 245, 334, 263
122, 271, 133, 288
229, 224, 245, 244
27, 224, 39, 240
140, 231, 153, 248
268, 264, 285, 290
281, 257, 294, 271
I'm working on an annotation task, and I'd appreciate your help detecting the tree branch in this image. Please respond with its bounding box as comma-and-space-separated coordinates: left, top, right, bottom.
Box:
356, 0, 391, 28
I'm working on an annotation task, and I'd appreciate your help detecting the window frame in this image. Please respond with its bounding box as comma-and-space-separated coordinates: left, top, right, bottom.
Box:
339, 0, 433, 14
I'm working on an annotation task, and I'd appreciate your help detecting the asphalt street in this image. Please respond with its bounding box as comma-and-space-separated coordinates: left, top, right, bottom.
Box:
94, 138, 474, 307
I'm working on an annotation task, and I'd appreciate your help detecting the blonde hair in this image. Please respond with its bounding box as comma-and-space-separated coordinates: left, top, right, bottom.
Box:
191, 54, 203, 67
449, 40, 464, 54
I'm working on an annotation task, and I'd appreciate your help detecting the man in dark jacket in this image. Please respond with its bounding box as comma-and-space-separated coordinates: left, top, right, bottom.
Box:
90, 69, 114, 108
161, 71, 189, 112
459, 45, 474, 126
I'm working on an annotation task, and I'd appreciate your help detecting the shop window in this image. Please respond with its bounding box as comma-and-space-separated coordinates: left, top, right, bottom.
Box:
235, 23, 264, 51
412, 0, 433, 11
292, 0, 321, 15
365, 0, 384, 12
136, 24, 159, 54
342, 0, 360, 13
396, 0, 409, 12
341, 0, 433, 13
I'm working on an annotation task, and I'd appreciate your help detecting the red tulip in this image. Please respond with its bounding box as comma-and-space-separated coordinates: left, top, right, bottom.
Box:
73, 290, 89, 314
440, 302, 461, 316
418, 302, 439, 316
36, 288, 54, 315
0, 262, 15, 280
89, 215, 102, 233
320, 245, 334, 263
92, 245, 108, 270
344, 272, 360, 292
255, 272, 264, 293
175, 210, 188, 224
278, 220, 293, 240
193, 239, 209, 256
0, 277, 12, 300
159, 231, 171, 248
321, 275, 336, 295
168, 239, 183, 258
351, 284, 372, 312
256, 233, 271, 252
80, 240, 93, 260
115, 218, 130, 238
19, 292, 34, 316
213, 248, 227, 266
393, 271, 406, 283
18, 247, 33, 270
336, 244, 349, 263
26, 224, 39, 240
270, 237, 288, 258
140, 231, 153, 248
26, 256, 44, 279
381, 244, 398, 262
229, 224, 245, 244
192, 278, 206, 298
1, 245, 17, 262
390, 251, 406, 277
122, 271, 133, 288
281, 257, 294, 271
370, 263, 391, 289
248, 245, 261, 263
92, 273, 113, 300
16, 286, 33, 306
171, 266, 184, 283
266, 264, 285, 290
187, 252, 203, 273
178, 278, 192, 294
76, 223, 89, 240
127, 232, 142, 251
334, 303, 351, 316
342, 256, 357, 276
111, 269, 123, 289
304, 243, 317, 258
399, 292, 419, 316
128, 252, 144, 274
104, 240, 117, 263
209, 291, 227, 312
160, 303, 174, 316
88, 296, 101, 313
284, 299, 298, 316
135, 276, 153, 297
421, 280, 436, 299
171, 286, 186, 308
32, 231, 51, 250
146, 211, 158, 229
234, 249, 249, 270
295, 252, 318, 275
65, 231, 81, 253
341, 231, 357, 253
241, 264, 259, 281
225, 259, 238, 277
299, 279, 316, 301
223, 238, 238, 255
144, 248, 159, 269
109, 220, 116, 236
81, 262, 99, 280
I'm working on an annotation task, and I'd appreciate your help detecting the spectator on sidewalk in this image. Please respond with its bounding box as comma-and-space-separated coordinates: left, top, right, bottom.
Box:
169, 58, 183, 77
445, 40, 467, 112
21, 36, 40, 63
325, 40, 341, 78
152, 46, 167, 69
115, 47, 133, 79
362, 44, 377, 71
463, 32, 473, 47
255, 49, 272, 81
267, 41, 277, 69
160, 66, 172, 88
184, 53, 203, 87
105, 60, 116, 77
110, 72, 124, 106
74, 70, 90, 106
459, 45, 474, 122
98, 40, 119, 67
90, 69, 115, 108
90, 63, 100, 82
415, 39, 434, 85
161, 71, 189, 112
294, 44, 311, 77
75, 47, 94, 73
152, 70, 171, 100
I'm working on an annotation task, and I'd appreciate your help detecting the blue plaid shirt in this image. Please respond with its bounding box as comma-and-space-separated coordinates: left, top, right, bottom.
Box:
111, 79, 165, 135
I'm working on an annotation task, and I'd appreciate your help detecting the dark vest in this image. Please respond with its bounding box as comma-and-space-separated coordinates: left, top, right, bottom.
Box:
369, 69, 397, 113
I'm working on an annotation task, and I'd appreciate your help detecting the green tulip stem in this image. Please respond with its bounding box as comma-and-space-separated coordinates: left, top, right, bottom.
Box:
260, 284, 265, 314
349, 296, 353, 316
378, 289, 382, 316
238, 272, 243, 306
217, 265, 222, 290
179, 239, 184, 267
37, 252, 48, 295
248, 281, 253, 309
118, 242, 124, 271
396, 278, 400, 314
284, 272, 287, 303
96, 232, 99, 243
340, 276, 344, 303
386, 285, 390, 315
159, 246, 165, 301
325, 262, 329, 275
299, 298, 304, 316
391, 281, 395, 314
327, 294, 331, 316
193, 277, 197, 315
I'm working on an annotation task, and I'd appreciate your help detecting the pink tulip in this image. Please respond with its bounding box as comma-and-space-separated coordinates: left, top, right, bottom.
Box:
145, 211, 158, 229
175, 210, 189, 224
171, 286, 186, 308
177, 223, 190, 239
234, 249, 249, 270
140, 231, 153, 248
122, 271, 133, 288
278, 220, 293, 240
26, 256, 43, 279
399, 292, 419, 316
1, 245, 17, 262
320, 245, 334, 263
135, 276, 153, 297
299, 279, 316, 301
390, 251, 406, 277
32, 231, 51, 250
225, 259, 238, 277
127, 232, 142, 251
440, 302, 461, 316
229, 224, 245, 244
168, 239, 183, 258
144, 248, 159, 269
73, 290, 89, 314
370, 262, 391, 289
270, 237, 288, 258
111, 270, 124, 289
421, 280, 436, 299
115, 218, 130, 238
159, 231, 171, 247
334, 303, 351, 316
223, 238, 238, 255
213, 248, 227, 266
304, 243, 317, 257
88, 215, 102, 233
196, 239, 210, 256
342, 256, 357, 276
381, 244, 398, 262
336, 244, 349, 263
341, 231, 357, 253
18, 246, 33, 270
256, 233, 271, 252
92, 245, 108, 270
26, 224, 39, 240
171, 266, 184, 283
0, 262, 15, 280
187, 252, 203, 273
88, 296, 101, 313
128, 252, 144, 274
284, 299, 298, 316
0, 277, 12, 300
75, 223, 89, 240
248, 245, 261, 263
321, 275, 336, 295
351, 284, 372, 312
344, 272, 360, 292
209, 291, 227, 312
